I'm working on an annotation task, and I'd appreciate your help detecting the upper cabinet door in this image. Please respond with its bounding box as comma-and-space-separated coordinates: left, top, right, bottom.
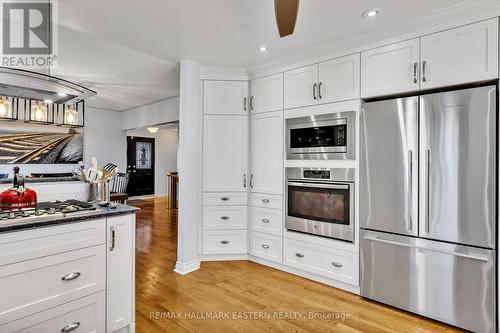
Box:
420, 19, 498, 90
250, 73, 283, 114
251, 111, 283, 195
284, 64, 319, 109
203, 80, 249, 115
361, 39, 420, 98
318, 54, 360, 104
203, 115, 248, 192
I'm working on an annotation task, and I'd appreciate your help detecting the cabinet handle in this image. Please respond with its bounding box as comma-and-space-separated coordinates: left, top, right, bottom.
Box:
313, 83, 317, 100
221, 197, 230, 201
262, 218, 270, 223
422, 61, 427, 82
332, 262, 343, 268
61, 272, 81, 281
221, 240, 230, 244
262, 244, 270, 249
318, 82, 323, 99
250, 96, 254, 110
295, 253, 304, 258
221, 216, 230, 220
413, 62, 418, 84
262, 199, 270, 204
250, 174, 254, 188
244, 97, 247, 111
109, 226, 116, 251
243, 174, 247, 188
61, 322, 80, 332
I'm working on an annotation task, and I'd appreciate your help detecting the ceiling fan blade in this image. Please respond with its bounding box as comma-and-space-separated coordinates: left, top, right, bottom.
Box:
274, 0, 299, 38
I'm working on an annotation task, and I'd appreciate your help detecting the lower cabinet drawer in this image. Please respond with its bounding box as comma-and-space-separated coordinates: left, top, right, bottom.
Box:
203, 192, 247, 206
251, 193, 282, 210
0, 245, 106, 325
203, 230, 248, 254
203, 206, 247, 230
0, 292, 105, 333
250, 207, 282, 236
284, 238, 357, 285
250, 232, 282, 264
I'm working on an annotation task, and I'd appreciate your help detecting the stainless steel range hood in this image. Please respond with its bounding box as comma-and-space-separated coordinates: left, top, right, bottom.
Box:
0, 66, 96, 104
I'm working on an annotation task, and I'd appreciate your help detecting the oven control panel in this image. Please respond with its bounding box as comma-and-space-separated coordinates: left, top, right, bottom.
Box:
303, 170, 331, 179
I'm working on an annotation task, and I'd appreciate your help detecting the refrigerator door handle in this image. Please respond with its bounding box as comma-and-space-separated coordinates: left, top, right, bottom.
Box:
362, 235, 489, 262
425, 148, 431, 233
407, 150, 413, 231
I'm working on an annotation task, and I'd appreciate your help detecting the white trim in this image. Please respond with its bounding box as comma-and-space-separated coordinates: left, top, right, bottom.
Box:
200, 66, 249, 81
199, 254, 250, 261
249, 1, 500, 79
174, 259, 201, 275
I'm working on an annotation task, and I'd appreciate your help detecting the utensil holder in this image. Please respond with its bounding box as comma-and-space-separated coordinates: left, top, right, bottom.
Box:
99, 181, 111, 202
87, 183, 98, 202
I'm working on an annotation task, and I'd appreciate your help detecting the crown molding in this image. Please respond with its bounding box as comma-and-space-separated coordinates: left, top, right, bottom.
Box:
249, 0, 500, 79
200, 66, 249, 81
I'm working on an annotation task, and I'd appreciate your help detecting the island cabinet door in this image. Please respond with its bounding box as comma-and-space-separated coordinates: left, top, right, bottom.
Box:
107, 214, 135, 333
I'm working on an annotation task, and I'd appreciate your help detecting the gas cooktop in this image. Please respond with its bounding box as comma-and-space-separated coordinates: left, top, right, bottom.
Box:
0, 200, 98, 221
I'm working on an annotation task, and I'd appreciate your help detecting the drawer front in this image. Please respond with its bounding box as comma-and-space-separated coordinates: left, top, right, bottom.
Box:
284, 238, 357, 285
0, 245, 106, 325
251, 232, 282, 264
203, 206, 247, 230
0, 292, 105, 333
251, 193, 282, 209
203, 230, 248, 254
203, 192, 247, 206
251, 207, 283, 236
0, 219, 106, 266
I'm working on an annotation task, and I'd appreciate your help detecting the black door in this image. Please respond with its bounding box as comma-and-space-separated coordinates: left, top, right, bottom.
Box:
126, 136, 155, 196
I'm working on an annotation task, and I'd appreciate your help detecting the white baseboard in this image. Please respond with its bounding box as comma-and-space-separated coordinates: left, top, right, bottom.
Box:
199, 254, 250, 261
174, 259, 200, 275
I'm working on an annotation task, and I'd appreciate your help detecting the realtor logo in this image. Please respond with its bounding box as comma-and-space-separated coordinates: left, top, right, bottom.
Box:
0, 0, 58, 69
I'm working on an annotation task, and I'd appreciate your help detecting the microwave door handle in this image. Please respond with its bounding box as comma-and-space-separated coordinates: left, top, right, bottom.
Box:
287, 181, 349, 190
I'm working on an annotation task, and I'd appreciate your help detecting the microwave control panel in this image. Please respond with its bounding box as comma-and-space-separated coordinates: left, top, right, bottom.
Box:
303, 170, 331, 179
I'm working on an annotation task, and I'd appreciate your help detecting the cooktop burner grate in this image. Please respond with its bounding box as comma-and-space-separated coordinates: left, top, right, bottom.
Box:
0, 200, 96, 220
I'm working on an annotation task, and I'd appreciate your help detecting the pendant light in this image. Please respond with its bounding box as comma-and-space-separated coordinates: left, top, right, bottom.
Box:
25, 99, 54, 124
57, 100, 84, 127
0, 96, 18, 121
147, 127, 159, 134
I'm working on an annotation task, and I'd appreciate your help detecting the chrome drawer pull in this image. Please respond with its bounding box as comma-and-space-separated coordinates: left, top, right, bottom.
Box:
332, 262, 343, 268
61, 322, 80, 332
220, 216, 230, 220
262, 199, 270, 204
295, 253, 304, 258
261, 218, 270, 223
262, 244, 270, 249
61, 272, 81, 281
221, 197, 230, 201
221, 240, 230, 244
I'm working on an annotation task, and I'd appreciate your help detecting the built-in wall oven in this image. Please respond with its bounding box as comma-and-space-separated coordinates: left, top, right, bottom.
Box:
285, 168, 355, 242
286, 111, 355, 160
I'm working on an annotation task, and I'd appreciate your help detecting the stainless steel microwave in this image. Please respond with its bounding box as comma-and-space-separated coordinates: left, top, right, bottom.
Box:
286, 111, 355, 160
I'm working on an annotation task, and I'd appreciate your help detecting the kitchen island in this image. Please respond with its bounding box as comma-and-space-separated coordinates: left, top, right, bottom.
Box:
0, 203, 138, 333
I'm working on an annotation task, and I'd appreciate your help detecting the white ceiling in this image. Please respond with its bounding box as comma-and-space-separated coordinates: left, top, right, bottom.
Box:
52, 0, 490, 111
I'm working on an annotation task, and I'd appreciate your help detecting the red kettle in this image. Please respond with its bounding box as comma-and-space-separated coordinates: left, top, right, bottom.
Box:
0, 167, 37, 210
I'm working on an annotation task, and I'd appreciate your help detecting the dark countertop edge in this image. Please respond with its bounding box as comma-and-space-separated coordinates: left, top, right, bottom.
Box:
0, 204, 140, 234
0, 177, 81, 184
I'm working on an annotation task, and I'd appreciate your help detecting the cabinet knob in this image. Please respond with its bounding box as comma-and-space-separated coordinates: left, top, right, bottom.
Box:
221, 240, 230, 244
221, 197, 230, 201
332, 262, 343, 268
262, 199, 270, 204
61, 322, 81, 332
262, 244, 270, 249
262, 218, 270, 223
220, 216, 230, 220
61, 272, 81, 281
295, 253, 304, 258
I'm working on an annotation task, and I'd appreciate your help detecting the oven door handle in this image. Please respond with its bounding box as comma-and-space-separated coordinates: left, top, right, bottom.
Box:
287, 181, 350, 190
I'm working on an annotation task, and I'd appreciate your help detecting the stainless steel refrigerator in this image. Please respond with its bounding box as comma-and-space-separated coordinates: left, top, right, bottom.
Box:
360, 85, 496, 333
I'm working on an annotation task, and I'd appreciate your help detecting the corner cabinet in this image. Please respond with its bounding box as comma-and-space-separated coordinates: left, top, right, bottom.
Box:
250, 73, 283, 114
203, 80, 249, 115
361, 18, 499, 98
107, 215, 135, 333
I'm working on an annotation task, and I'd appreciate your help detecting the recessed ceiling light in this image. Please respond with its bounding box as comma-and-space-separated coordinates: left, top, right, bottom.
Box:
259, 46, 267, 52
57, 92, 67, 97
363, 8, 381, 18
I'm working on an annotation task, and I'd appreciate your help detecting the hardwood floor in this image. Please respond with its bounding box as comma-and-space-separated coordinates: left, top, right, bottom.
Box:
130, 197, 463, 333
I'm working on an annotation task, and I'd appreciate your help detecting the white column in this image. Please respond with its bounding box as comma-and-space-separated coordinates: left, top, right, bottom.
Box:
175, 60, 202, 274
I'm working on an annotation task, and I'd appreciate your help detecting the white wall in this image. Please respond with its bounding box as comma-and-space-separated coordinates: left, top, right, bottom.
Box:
122, 97, 179, 130
126, 127, 178, 196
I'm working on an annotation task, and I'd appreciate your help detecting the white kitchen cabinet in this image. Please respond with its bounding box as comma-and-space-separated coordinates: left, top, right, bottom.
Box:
250, 111, 283, 195
203, 230, 248, 254
361, 38, 420, 98
284, 64, 319, 109
203, 80, 249, 115
250, 231, 283, 263
203, 115, 248, 192
107, 215, 135, 333
250, 73, 283, 114
420, 18, 498, 89
318, 54, 360, 103
203, 206, 248, 230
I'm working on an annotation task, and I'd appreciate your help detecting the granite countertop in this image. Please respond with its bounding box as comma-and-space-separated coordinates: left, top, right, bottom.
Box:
0, 203, 139, 233
0, 176, 81, 184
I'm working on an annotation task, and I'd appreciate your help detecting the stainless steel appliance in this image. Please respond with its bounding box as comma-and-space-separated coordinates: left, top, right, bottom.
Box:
285, 167, 354, 242
286, 112, 355, 160
360, 85, 496, 333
